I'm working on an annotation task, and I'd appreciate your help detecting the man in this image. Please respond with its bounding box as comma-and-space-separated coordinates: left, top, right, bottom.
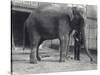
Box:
71, 7, 85, 60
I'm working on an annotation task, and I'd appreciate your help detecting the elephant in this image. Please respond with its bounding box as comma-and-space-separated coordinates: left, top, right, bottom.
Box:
23, 5, 93, 63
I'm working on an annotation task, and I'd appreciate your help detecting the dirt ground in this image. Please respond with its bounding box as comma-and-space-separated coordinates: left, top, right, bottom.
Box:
12, 47, 97, 75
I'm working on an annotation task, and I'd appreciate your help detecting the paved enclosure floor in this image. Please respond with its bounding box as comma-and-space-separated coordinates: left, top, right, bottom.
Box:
12, 47, 97, 75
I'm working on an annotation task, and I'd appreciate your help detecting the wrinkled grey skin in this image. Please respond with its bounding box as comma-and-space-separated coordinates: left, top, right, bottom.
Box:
23, 5, 93, 64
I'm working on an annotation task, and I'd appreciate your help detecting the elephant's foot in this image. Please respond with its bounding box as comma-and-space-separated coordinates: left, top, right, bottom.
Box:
30, 53, 38, 64
30, 59, 37, 64
90, 58, 93, 62
59, 59, 65, 62
37, 56, 41, 61
59, 57, 66, 62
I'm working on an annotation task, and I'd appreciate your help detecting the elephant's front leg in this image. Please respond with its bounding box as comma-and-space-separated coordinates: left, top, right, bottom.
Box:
59, 34, 69, 62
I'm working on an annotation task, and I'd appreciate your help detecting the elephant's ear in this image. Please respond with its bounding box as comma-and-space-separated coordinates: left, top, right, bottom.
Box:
78, 6, 87, 21
75, 6, 87, 28
66, 7, 73, 21
72, 5, 87, 19
81, 7, 87, 30
78, 6, 87, 31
